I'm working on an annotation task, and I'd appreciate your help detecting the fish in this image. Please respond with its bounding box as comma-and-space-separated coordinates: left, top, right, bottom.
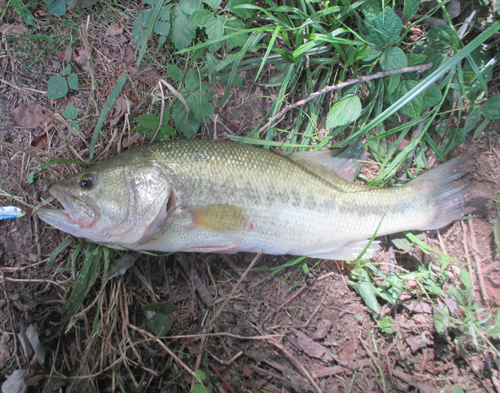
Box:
37, 139, 492, 260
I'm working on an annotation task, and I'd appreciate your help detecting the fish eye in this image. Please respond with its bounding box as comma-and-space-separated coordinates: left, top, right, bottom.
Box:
79, 174, 96, 190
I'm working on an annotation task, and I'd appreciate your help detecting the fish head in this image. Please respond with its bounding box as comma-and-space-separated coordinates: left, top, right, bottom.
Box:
38, 157, 172, 246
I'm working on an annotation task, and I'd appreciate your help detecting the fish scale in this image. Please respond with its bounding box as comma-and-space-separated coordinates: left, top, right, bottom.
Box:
37, 140, 492, 260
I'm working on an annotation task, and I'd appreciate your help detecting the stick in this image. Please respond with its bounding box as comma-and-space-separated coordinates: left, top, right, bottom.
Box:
468, 219, 489, 303
257, 63, 434, 134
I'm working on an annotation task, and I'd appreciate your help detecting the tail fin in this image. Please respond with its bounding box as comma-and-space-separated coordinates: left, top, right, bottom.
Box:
412, 157, 492, 231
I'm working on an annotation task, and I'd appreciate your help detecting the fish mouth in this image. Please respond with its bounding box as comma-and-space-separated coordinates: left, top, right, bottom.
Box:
37, 185, 100, 235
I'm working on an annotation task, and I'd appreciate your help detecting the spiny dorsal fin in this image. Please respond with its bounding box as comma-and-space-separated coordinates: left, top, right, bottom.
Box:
288, 140, 367, 182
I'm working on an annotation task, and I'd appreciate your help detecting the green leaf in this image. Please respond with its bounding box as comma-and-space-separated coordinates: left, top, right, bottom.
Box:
189, 8, 213, 24
180, 0, 202, 16
63, 65, 71, 76
206, 16, 224, 50
380, 47, 407, 71
464, 106, 481, 133
224, 16, 248, 48
154, 20, 170, 37
63, 103, 78, 120
67, 73, 78, 90
203, 0, 221, 9
365, 7, 402, 50
403, 0, 420, 19
326, 95, 362, 128
133, 9, 152, 48
360, 0, 380, 19
460, 267, 472, 291
167, 64, 183, 82
428, 25, 457, 52
148, 313, 172, 336
69, 120, 79, 133
185, 68, 207, 91
173, 99, 201, 137
47, 0, 66, 16
386, 74, 399, 95
377, 317, 394, 333
187, 93, 214, 122
393, 79, 423, 118
193, 384, 210, 393
407, 53, 427, 66
482, 96, 500, 120
433, 306, 450, 334
46, 238, 73, 270
422, 83, 442, 108
136, 114, 160, 129
227, 0, 255, 19
13, 0, 34, 25
47, 76, 68, 99
358, 280, 381, 313
171, 6, 196, 50
143, 301, 178, 314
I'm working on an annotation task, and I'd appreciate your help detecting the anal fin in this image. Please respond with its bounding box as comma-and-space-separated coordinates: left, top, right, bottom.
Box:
305, 239, 381, 261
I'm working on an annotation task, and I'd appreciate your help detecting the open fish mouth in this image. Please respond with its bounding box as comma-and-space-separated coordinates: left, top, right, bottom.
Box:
37, 185, 99, 234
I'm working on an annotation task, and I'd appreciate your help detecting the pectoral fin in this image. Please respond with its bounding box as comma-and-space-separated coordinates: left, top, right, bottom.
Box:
187, 205, 251, 233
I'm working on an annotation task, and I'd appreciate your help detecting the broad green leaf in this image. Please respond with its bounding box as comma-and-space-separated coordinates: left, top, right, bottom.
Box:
63, 65, 71, 76
386, 74, 399, 95
173, 99, 201, 137
377, 317, 394, 333
187, 93, 214, 122
13, 0, 34, 25
365, 7, 402, 50
358, 280, 381, 313
224, 16, 248, 48
326, 95, 362, 128
407, 53, 427, 66
47, 0, 66, 16
47, 76, 68, 99
227, 0, 255, 19
136, 114, 160, 129
482, 96, 500, 120
67, 73, 78, 90
159, 4, 170, 20
422, 83, 442, 108
185, 68, 208, 91
203, 0, 221, 9
464, 106, 481, 133
143, 301, 178, 314
403, 0, 420, 19
428, 25, 457, 52
171, 6, 196, 50
460, 267, 472, 291
180, 0, 202, 16
63, 103, 78, 120
148, 313, 172, 336
132, 9, 152, 48
189, 8, 212, 24
393, 79, 423, 118
167, 64, 183, 82
433, 306, 450, 334
206, 16, 224, 50
360, 0, 380, 19
380, 47, 407, 71
193, 384, 210, 393
69, 120, 79, 133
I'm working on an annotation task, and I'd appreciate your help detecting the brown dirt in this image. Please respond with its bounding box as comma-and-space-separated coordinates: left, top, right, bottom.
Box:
1, 2, 500, 393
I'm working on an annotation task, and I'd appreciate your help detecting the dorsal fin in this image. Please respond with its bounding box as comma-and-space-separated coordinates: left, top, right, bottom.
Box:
288, 141, 367, 182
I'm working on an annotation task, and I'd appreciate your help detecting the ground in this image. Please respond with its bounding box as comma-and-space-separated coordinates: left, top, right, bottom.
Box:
0, 1, 500, 393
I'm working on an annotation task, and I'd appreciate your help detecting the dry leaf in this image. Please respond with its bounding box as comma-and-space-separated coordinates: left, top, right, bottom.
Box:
56, 49, 68, 63
124, 46, 135, 63
312, 319, 332, 340
109, 97, 133, 126
75, 48, 91, 75
290, 328, 332, 360
338, 338, 356, 372
31, 134, 48, 149
406, 336, 425, 352
107, 23, 124, 36
0, 23, 28, 37
6, 104, 52, 128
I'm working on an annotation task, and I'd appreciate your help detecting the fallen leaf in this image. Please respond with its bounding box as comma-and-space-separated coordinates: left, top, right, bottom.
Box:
26, 325, 45, 365
2, 369, 28, 393
0, 24, 28, 37
31, 134, 48, 149
124, 46, 135, 63
140, 69, 160, 85
6, 104, 51, 128
289, 328, 333, 360
109, 97, 133, 126
338, 338, 356, 372
56, 49, 68, 63
312, 319, 332, 340
75, 48, 91, 75
0, 332, 11, 368
406, 336, 425, 352
107, 23, 124, 36
405, 300, 432, 314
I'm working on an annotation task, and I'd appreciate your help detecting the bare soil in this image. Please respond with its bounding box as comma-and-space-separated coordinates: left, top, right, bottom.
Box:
1, 2, 499, 393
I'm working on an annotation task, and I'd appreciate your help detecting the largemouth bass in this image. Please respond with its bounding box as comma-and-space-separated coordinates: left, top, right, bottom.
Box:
37, 140, 491, 260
